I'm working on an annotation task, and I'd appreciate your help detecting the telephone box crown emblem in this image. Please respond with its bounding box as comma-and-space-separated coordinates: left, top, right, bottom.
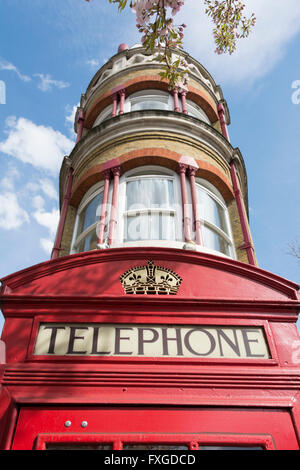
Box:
120, 260, 182, 295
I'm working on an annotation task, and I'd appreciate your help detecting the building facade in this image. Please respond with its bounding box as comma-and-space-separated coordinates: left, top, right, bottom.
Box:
0, 44, 300, 450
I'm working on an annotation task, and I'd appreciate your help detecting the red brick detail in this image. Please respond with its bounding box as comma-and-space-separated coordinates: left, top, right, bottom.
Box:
70, 148, 233, 206
84, 75, 219, 128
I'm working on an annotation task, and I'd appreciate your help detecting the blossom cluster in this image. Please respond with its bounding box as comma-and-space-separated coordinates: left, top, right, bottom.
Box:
130, 1, 189, 91
131, 0, 184, 19
106, 1, 256, 89
204, 0, 256, 55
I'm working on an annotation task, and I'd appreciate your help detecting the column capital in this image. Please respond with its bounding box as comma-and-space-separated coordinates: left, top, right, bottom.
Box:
188, 166, 197, 177
111, 165, 121, 177
118, 88, 126, 97
102, 169, 111, 179
178, 162, 189, 174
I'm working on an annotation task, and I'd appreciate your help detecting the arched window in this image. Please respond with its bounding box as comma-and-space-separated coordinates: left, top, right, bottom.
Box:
126, 89, 173, 112
118, 166, 182, 245
93, 103, 116, 127
185, 99, 210, 124
71, 182, 104, 253
92, 89, 211, 127
196, 180, 234, 257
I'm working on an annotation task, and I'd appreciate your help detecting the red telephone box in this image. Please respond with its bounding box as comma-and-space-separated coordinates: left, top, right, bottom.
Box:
1, 247, 300, 450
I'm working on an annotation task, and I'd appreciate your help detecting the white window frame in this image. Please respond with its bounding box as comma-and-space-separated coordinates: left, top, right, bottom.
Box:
117, 166, 183, 248
195, 178, 235, 258
184, 99, 210, 124
93, 102, 121, 127
70, 181, 107, 254
125, 89, 173, 113
93, 90, 211, 127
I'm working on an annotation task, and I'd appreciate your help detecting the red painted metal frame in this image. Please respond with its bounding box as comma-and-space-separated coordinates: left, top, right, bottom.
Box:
34, 432, 275, 450
12, 406, 298, 450
1, 248, 300, 450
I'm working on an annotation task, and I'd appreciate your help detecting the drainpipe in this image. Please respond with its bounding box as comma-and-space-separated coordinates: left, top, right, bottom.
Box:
230, 160, 256, 266
51, 164, 73, 260
217, 102, 229, 141
108, 166, 121, 246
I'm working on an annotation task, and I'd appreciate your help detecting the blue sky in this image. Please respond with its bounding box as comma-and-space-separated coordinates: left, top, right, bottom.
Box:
0, 0, 300, 333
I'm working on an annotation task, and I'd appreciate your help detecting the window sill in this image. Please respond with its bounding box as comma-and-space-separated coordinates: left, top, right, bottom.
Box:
104, 240, 235, 260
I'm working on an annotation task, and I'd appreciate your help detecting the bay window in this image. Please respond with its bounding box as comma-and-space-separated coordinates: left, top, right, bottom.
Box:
71, 166, 234, 259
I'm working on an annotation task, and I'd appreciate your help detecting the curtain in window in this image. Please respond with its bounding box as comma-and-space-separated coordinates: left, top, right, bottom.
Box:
186, 100, 210, 124
131, 99, 169, 111
129, 90, 171, 113
125, 177, 175, 241
197, 187, 227, 233
196, 185, 231, 255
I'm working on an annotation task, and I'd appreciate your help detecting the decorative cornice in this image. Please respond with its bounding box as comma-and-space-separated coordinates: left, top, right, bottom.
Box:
3, 365, 300, 390
84, 47, 223, 112
70, 110, 236, 173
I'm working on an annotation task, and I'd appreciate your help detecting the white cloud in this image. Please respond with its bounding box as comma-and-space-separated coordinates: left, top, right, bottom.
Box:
0, 165, 20, 191
32, 196, 59, 254
0, 116, 74, 173
0, 192, 29, 230
34, 73, 70, 92
178, 0, 300, 84
27, 179, 58, 201
40, 179, 59, 200
32, 200, 59, 238
0, 59, 31, 82
65, 104, 78, 138
32, 195, 46, 211
40, 238, 54, 254
86, 58, 100, 69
